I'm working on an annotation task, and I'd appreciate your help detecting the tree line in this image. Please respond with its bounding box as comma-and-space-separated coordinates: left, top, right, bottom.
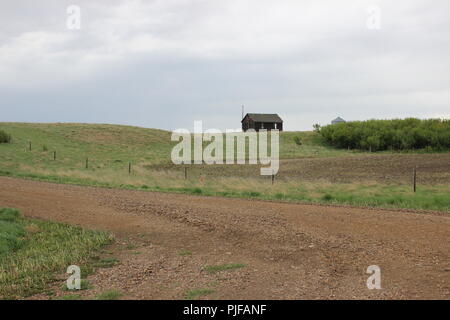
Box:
319, 118, 450, 151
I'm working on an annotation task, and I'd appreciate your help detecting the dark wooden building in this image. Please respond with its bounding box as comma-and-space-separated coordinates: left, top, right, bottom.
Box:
241, 113, 283, 132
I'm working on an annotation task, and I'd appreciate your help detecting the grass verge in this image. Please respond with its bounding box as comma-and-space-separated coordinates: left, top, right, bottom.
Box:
0, 208, 113, 299
1, 169, 448, 212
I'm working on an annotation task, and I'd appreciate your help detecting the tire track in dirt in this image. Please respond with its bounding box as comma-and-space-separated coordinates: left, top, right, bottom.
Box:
0, 176, 448, 299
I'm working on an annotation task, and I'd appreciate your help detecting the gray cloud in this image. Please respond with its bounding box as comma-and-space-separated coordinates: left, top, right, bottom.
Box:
0, 0, 449, 131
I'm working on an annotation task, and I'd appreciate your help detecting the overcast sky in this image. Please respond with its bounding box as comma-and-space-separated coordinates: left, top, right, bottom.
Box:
0, 0, 449, 131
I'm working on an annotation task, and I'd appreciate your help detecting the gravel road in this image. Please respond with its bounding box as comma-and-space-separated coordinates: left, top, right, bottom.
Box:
0, 176, 448, 299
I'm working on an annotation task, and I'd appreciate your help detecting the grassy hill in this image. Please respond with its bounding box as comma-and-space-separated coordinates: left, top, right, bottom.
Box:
0, 123, 449, 212
0, 122, 354, 166
0, 122, 361, 181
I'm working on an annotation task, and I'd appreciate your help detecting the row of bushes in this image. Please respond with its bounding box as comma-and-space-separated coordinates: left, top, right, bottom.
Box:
0, 130, 11, 143
320, 118, 450, 151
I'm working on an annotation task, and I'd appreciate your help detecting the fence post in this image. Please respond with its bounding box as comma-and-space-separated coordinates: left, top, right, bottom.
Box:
29, 141, 32, 151
413, 166, 417, 193
85, 158, 88, 169
271, 173, 275, 185
128, 162, 131, 174
54, 151, 56, 160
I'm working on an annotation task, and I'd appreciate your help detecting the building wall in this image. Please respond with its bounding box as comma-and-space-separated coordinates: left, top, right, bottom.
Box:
242, 118, 283, 132
242, 116, 254, 131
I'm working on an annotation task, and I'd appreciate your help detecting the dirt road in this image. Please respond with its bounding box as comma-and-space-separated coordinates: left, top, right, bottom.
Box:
0, 176, 448, 299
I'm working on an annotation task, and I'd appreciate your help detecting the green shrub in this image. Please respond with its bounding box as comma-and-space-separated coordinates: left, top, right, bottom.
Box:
320, 118, 450, 151
192, 188, 202, 194
322, 194, 333, 201
293, 136, 302, 146
0, 130, 11, 143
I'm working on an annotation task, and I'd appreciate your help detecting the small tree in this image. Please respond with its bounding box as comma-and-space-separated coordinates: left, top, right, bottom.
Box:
313, 123, 321, 133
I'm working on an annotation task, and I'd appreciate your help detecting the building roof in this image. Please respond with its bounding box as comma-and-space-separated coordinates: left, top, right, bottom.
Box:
242, 113, 283, 123
332, 117, 346, 123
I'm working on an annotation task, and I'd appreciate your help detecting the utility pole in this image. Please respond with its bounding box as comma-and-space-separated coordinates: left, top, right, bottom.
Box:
241, 105, 244, 120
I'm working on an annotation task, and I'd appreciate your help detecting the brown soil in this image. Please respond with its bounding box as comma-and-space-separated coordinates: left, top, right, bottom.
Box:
149, 153, 450, 185
0, 176, 449, 300
280, 153, 450, 184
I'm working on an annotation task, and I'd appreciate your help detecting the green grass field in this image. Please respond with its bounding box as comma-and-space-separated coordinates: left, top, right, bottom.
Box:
0, 122, 352, 169
0, 122, 449, 212
0, 207, 112, 299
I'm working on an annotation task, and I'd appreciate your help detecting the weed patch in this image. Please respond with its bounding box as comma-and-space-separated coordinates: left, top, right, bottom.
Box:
96, 290, 122, 300
185, 288, 214, 300
205, 263, 245, 274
